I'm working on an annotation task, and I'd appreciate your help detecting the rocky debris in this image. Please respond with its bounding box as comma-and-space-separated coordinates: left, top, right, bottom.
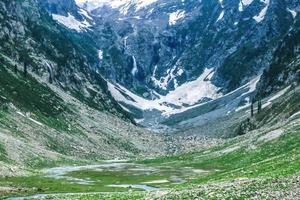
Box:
147, 174, 300, 200
0, 162, 28, 177
164, 134, 224, 155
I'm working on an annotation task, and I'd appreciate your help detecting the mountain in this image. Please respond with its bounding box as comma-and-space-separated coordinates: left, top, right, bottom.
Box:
0, 0, 298, 132
0, 0, 133, 121
0, 0, 174, 168
0, 0, 300, 199
257, 16, 300, 96
57, 0, 299, 130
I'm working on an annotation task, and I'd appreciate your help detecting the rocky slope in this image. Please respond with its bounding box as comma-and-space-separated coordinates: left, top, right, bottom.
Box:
65, 0, 299, 129
0, 0, 131, 121
0, 0, 165, 174
1, 0, 299, 132
257, 15, 300, 96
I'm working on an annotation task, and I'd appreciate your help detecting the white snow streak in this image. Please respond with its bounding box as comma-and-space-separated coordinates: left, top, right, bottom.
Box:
169, 10, 186, 25
98, 50, 103, 61
108, 68, 222, 116
262, 86, 290, 108
75, 0, 158, 13
287, 8, 297, 19
217, 10, 225, 22
253, 0, 270, 23
52, 13, 91, 32
239, 0, 254, 12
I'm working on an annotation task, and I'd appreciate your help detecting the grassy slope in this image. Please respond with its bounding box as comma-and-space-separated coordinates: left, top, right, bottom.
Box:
0, 86, 299, 199
0, 56, 166, 174
2, 122, 298, 199
0, 50, 299, 199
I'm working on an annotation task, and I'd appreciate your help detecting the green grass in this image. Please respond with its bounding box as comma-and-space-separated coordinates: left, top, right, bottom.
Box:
0, 62, 76, 135
1, 124, 299, 199
0, 142, 7, 162
142, 125, 300, 185
0, 56, 299, 199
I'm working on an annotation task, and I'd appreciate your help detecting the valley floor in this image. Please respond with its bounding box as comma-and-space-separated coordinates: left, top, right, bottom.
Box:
0, 62, 300, 199
1, 117, 300, 200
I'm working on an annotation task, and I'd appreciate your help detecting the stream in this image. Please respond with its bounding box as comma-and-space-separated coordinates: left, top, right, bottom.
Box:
6, 160, 206, 200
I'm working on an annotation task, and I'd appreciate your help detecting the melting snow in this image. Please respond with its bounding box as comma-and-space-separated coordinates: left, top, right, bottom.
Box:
239, 0, 254, 12
253, 0, 270, 23
230, 75, 261, 112
235, 97, 250, 112
221, 146, 240, 154
98, 50, 103, 61
217, 0, 225, 22
75, 0, 158, 13
151, 66, 178, 90
169, 10, 186, 25
290, 111, 300, 119
262, 86, 290, 108
142, 180, 169, 184
160, 68, 221, 106
16, 112, 44, 126
108, 68, 222, 116
217, 10, 225, 22
52, 13, 91, 32
258, 129, 284, 142
287, 8, 297, 19
78, 9, 93, 20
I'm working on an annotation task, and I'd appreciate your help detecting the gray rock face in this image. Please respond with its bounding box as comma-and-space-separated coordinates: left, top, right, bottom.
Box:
1, 0, 299, 130
257, 16, 300, 96
0, 0, 132, 121
83, 0, 298, 96
73, 0, 299, 129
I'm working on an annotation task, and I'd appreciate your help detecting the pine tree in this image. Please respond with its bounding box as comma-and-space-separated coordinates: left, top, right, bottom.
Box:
49, 74, 53, 84
291, 82, 296, 95
19, 49, 30, 78
14, 64, 17, 73
257, 98, 262, 114
23, 62, 27, 77
251, 99, 254, 117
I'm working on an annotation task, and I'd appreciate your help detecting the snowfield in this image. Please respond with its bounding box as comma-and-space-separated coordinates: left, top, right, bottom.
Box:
75, 0, 159, 13
253, 0, 270, 23
169, 10, 186, 25
52, 13, 91, 32
108, 68, 223, 117
108, 69, 263, 120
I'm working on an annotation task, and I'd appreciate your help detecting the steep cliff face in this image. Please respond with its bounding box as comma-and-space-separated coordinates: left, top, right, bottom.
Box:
68, 0, 299, 128
1, 0, 298, 130
257, 17, 300, 96
80, 0, 298, 95
0, 0, 171, 166
0, 0, 132, 121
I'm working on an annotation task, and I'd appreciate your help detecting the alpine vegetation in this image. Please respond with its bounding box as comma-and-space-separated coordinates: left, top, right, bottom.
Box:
0, 0, 299, 199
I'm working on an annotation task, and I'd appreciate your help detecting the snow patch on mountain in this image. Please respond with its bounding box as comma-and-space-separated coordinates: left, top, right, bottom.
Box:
109, 68, 222, 116
52, 13, 91, 32
75, 0, 158, 13
239, 0, 254, 12
287, 8, 297, 19
217, 10, 225, 22
162, 68, 222, 106
151, 65, 184, 90
79, 9, 93, 20
98, 50, 103, 61
262, 86, 291, 108
169, 10, 186, 25
253, 0, 270, 23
